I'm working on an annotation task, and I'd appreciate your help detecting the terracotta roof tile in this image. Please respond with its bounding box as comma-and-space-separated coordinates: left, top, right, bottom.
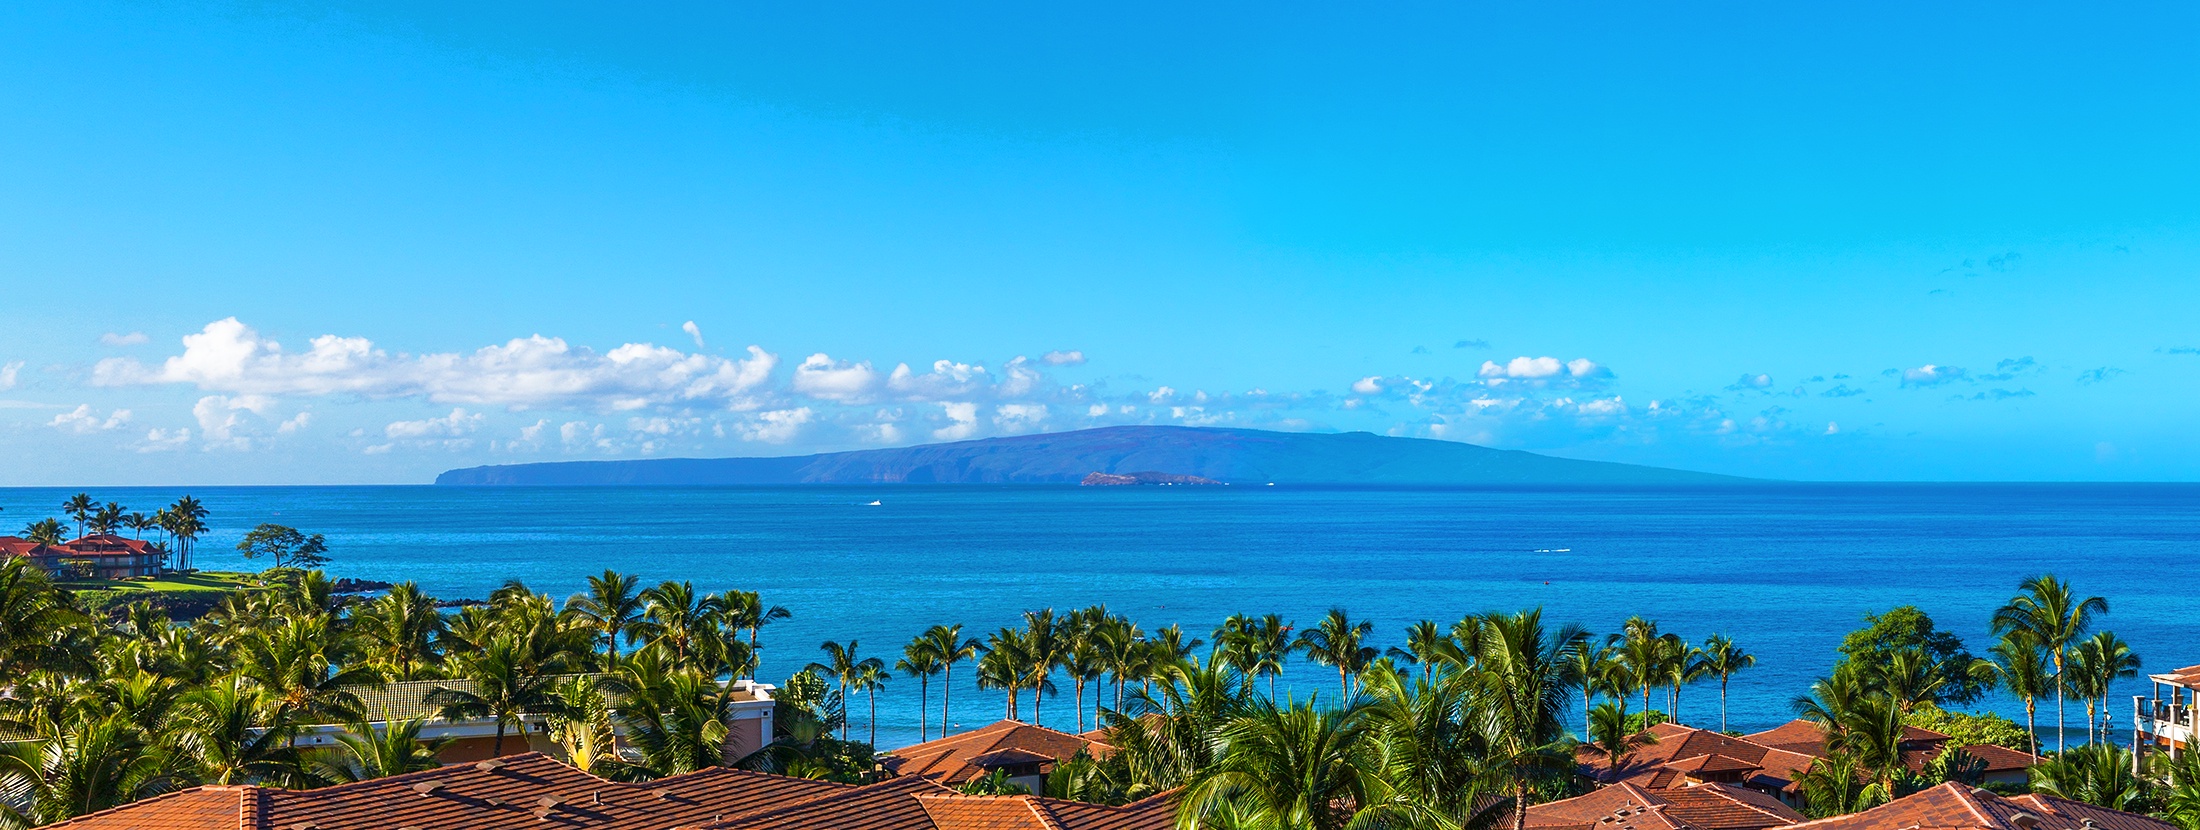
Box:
1773, 782, 2176, 830
42, 787, 248, 830
879, 721, 1113, 785
1531, 782, 1800, 830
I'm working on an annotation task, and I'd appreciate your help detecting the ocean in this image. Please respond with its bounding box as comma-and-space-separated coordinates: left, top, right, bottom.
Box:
5, 483, 2195, 750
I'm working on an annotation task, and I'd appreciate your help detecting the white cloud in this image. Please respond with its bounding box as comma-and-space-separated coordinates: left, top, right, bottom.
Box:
0, 361, 21, 390
1351, 376, 1384, 395
1041, 350, 1086, 366
1899, 364, 1966, 387
385, 408, 483, 439
733, 408, 813, 443
1825, 421, 1840, 435
94, 318, 778, 409
791, 353, 881, 402
682, 321, 706, 348
1087, 404, 1110, 417
48, 404, 132, 434
100, 332, 150, 347
886, 360, 988, 400
1726, 373, 1774, 390
1576, 397, 1626, 416
994, 403, 1049, 432
1148, 386, 1176, 403
278, 412, 312, 434
137, 427, 191, 453
933, 402, 979, 440
194, 394, 276, 449
1476, 357, 1606, 386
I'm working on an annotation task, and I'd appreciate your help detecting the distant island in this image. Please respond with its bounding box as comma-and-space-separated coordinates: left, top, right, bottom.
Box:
435, 425, 1744, 486
1080, 470, 1224, 486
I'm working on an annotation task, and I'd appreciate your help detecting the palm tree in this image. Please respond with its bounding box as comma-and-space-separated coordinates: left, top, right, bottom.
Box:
918, 624, 982, 738
123, 513, 154, 541
805, 640, 883, 741
2066, 631, 2140, 745
1587, 701, 1657, 768
1385, 619, 1453, 685
1178, 701, 1385, 830
1698, 634, 1755, 733
234, 615, 383, 731
1473, 609, 1589, 830
897, 636, 944, 741
564, 570, 644, 661
170, 678, 302, 785
163, 496, 208, 570
1022, 609, 1064, 726
0, 715, 183, 825
426, 633, 575, 755
2031, 744, 2148, 811
718, 590, 792, 677
1564, 640, 1620, 739
0, 559, 86, 683
1294, 608, 1376, 701
313, 713, 445, 782
1988, 631, 2053, 756
1992, 574, 2108, 753
1357, 662, 1507, 830
61, 493, 94, 539
849, 662, 889, 747
1063, 608, 1110, 733
352, 582, 445, 681
637, 581, 723, 669
1615, 617, 1667, 716
21, 518, 67, 547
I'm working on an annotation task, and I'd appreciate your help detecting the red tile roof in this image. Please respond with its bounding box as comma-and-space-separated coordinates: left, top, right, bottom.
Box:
42, 752, 849, 830
1772, 782, 2176, 830
0, 536, 63, 559
880, 721, 1114, 785
1588, 720, 2037, 797
2150, 665, 2200, 688
62, 534, 162, 556
1529, 782, 1802, 830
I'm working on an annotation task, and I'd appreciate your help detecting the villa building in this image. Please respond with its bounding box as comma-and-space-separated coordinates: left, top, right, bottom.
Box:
877, 720, 1113, 794
0, 533, 167, 579
41, 751, 1177, 830
302, 678, 777, 764
2137, 664, 2200, 755
1528, 780, 1804, 830
1577, 719, 2039, 806
1769, 781, 2175, 830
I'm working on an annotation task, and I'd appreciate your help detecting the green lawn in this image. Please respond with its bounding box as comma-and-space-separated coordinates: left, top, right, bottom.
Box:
58, 570, 261, 594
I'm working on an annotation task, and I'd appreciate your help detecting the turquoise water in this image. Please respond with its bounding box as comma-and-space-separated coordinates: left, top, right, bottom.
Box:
4, 483, 2195, 749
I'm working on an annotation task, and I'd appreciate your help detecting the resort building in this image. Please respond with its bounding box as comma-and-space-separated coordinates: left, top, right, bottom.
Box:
876, 720, 1113, 794
0, 533, 167, 579
299, 678, 777, 764
1767, 781, 2175, 830
1527, 780, 1804, 830
41, 751, 1177, 830
2137, 664, 2200, 754
1577, 719, 2039, 806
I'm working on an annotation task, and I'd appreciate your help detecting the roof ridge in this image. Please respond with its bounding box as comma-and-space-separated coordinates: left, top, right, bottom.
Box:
40, 786, 245, 830
1023, 796, 1068, 830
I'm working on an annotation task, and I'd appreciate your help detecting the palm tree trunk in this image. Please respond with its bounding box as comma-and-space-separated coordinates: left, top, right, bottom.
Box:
1513, 778, 1530, 830
1719, 679, 1729, 733
869, 688, 878, 748
2055, 668, 2066, 753
493, 722, 506, 756
1339, 667, 1349, 701
2025, 699, 2038, 756
919, 676, 930, 743
941, 665, 953, 740
1075, 679, 1086, 732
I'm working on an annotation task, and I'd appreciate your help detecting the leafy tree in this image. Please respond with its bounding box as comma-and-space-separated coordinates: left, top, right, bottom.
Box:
234, 524, 330, 570
1903, 704, 2034, 752
1179, 701, 1385, 830
0, 715, 185, 826
426, 634, 574, 755
2031, 744, 2148, 811
1837, 606, 1986, 706
1473, 609, 1588, 830
312, 713, 445, 783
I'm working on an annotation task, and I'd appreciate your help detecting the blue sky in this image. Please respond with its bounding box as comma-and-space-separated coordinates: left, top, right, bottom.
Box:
2, 1, 2196, 484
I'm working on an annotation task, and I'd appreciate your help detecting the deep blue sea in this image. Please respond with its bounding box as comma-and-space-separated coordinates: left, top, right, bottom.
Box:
4, 484, 2195, 750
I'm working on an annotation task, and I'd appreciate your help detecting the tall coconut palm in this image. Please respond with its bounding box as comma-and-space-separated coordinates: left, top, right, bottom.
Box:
564, 570, 644, 661
1358, 662, 1507, 830
1615, 617, 1667, 716
637, 581, 723, 669
1586, 701, 1657, 768
1698, 634, 1755, 733
2065, 631, 2140, 745
61, 493, 95, 540
1063, 607, 1110, 732
849, 661, 889, 748
805, 640, 883, 741
1992, 574, 2108, 753
717, 589, 792, 677
0, 559, 86, 683
1020, 610, 1066, 725
1472, 609, 1589, 830
163, 496, 208, 571
1179, 701, 1385, 830
1564, 641, 1620, 740
1386, 619, 1454, 685
21, 518, 67, 547
426, 633, 575, 756
1987, 631, 2052, 756
918, 623, 982, 738
897, 636, 943, 741
1294, 608, 1376, 701
234, 615, 383, 731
